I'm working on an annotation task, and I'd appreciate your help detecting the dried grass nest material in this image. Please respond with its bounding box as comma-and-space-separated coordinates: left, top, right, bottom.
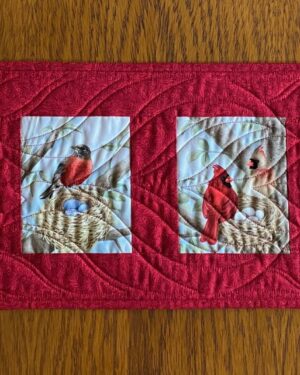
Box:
219, 194, 289, 253
34, 186, 112, 253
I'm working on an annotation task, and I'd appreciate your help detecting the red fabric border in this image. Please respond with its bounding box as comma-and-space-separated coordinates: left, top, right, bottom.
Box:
0, 62, 300, 308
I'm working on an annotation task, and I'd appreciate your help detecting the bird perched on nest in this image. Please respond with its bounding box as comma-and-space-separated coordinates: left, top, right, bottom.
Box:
246, 145, 275, 195
200, 165, 238, 245
40, 144, 92, 199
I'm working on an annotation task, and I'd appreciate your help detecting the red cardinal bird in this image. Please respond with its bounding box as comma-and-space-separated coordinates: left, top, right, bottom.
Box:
40, 144, 92, 199
200, 165, 238, 245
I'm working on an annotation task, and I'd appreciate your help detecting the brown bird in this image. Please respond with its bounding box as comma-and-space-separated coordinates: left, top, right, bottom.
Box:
246, 145, 275, 194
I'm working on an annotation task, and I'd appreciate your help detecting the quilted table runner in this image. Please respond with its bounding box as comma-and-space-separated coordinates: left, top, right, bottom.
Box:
0, 62, 299, 308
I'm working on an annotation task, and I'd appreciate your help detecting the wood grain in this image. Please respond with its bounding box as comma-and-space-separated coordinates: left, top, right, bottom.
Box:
0, 0, 300, 374
0, 0, 299, 62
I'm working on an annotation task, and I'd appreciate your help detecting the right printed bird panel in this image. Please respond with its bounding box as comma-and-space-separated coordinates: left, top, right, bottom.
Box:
177, 117, 289, 254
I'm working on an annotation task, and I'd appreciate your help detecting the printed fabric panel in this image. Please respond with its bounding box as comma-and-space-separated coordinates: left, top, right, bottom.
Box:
177, 117, 289, 254
21, 116, 131, 254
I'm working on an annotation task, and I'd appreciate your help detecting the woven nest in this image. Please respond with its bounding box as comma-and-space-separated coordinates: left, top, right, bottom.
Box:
34, 186, 112, 253
219, 194, 289, 253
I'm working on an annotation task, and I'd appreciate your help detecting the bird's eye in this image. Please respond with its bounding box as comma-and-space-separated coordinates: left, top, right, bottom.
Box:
250, 158, 259, 169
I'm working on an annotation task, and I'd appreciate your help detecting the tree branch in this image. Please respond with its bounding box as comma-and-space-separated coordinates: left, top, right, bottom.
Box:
105, 227, 130, 241
22, 128, 61, 182
95, 160, 129, 189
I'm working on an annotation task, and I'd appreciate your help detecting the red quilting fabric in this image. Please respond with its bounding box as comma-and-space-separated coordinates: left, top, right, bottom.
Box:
0, 62, 300, 308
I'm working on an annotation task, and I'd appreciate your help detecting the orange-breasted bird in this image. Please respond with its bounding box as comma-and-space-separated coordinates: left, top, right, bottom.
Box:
40, 144, 92, 199
200, 165, 238, 245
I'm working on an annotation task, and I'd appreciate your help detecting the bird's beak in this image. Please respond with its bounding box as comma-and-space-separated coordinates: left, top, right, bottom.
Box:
225, 176, 233, 183
259, 146, 266, 156
246, 160, 253, 168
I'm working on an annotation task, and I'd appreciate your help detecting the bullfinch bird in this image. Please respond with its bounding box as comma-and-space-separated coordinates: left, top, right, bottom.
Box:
40, 144, 92, 199
246, 145, 274, 193
200, 165, 238, 245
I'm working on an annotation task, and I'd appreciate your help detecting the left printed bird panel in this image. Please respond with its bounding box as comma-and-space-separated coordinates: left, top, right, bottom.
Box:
21, 116, 131, 254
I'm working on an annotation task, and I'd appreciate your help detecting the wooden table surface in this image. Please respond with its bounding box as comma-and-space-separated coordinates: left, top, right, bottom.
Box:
0, 1, 299, 374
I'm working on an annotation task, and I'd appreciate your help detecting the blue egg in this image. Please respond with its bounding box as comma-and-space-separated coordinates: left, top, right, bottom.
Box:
234, 211, 246, 222
63, 199, 81, 210
65, 208, 79, 216
78, 203, 89, 213
255, 210, 265, 220
242, 207, 256, 217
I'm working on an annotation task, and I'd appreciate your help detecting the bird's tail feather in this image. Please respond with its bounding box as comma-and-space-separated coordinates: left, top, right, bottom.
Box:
40, 185, 55, 199
200, 214, 219, 245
